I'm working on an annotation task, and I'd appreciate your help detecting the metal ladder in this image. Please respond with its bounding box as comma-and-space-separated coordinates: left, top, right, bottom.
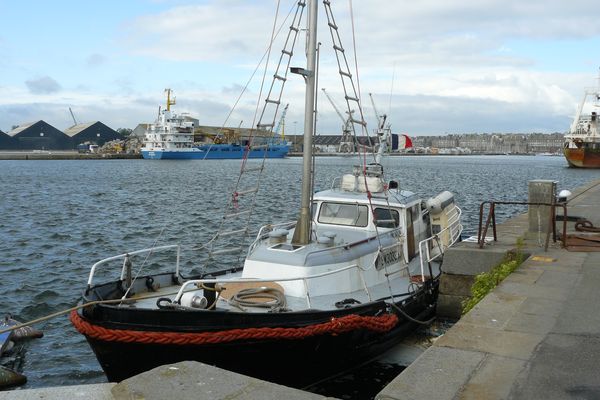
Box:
204, 1, 306, 270
323, 0, 369, 148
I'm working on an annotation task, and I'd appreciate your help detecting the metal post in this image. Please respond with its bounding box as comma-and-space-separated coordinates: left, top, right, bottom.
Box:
292, 0, 318, 245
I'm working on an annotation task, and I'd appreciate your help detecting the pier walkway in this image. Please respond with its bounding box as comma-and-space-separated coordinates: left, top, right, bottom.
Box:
377, 179, 600, 400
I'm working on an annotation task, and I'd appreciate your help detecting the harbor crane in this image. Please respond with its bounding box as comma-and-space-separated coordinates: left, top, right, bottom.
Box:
69, 107, 78, 126
321, 88, 355, 153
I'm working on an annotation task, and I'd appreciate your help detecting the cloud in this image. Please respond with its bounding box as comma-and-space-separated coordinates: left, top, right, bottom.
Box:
86, 53, 106, 67
25, 76, 62, 94
123, 2, 280, 62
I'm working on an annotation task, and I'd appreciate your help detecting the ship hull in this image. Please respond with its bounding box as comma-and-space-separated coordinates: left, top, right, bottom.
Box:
74, 278, 437, 386
141, 145, 289, 160
563, 148, 600, 168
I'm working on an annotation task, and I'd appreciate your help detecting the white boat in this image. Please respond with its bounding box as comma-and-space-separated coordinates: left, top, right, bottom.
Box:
72, 0, 463, 387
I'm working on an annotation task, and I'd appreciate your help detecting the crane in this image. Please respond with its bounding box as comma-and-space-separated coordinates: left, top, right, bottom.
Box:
321, 88, 355, 153
69, 107, 78, 126
273, 104, 289, 141
369, 93, 387, 131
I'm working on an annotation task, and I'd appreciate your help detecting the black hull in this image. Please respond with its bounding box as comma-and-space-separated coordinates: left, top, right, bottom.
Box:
77, 278, 438, 387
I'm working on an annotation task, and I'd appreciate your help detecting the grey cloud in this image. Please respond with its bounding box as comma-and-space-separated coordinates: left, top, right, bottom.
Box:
25, 76, 62, 94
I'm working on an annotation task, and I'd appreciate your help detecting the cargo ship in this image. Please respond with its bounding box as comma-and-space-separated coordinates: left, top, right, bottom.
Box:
141, 90, 289, 160
563, 86, 600, 168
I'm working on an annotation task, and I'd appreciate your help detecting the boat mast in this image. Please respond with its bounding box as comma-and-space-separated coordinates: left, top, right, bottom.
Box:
292, 0, 318, 245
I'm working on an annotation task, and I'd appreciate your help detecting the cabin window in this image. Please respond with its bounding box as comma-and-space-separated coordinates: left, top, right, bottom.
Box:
318, 202, 368, 227
374, 208, 400, 228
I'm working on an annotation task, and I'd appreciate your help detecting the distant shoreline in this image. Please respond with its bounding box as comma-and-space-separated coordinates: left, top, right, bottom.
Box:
0, 151, 547, 160
0, 151, 141, 160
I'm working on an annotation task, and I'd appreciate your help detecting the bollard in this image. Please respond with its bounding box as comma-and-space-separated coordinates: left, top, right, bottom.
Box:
528, 180, 557, 234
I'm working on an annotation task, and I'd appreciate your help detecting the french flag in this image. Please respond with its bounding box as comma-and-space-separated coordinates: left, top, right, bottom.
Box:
391, 134, 413, 150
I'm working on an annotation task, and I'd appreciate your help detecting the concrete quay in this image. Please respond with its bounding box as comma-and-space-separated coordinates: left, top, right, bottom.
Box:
0, 361, 335, 400
377, 178, 600, 400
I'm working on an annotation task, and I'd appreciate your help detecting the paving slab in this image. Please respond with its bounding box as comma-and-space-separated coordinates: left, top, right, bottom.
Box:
375, 347, 485, 400
459, 292, 526, 330
0, 383, 115, 400
111, 361, 330, 400
435, 323, 543, 360
460, 355, 526, 400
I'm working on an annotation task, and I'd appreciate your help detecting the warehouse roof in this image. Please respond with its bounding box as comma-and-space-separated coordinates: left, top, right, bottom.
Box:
63, 121, 100, 137
7, 121, 37, 136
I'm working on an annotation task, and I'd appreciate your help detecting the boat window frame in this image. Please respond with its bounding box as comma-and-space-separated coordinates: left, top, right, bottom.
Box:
373, 207, 400, 228
317, 201, 369, 228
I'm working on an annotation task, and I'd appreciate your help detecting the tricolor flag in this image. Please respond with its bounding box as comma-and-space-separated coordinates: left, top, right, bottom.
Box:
391, 134, 413, 150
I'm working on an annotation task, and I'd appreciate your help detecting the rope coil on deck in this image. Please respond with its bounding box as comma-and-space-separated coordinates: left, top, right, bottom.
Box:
70, 310, 398, 345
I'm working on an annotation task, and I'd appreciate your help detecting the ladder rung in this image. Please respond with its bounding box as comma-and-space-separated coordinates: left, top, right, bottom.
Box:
328, 22, 338, 30
298, 0, 306, 6
323, 0, 330, 5
236, 187, 259, 195
224, 210, 252, 218
282, 49, 293, 55
217, 229, 247, 238
210, 247, 243, 256
371, 194, 388, 199
243, 166, 264, 173
340, 71, 352, 78
333, 45, 344, 52
265, 99, 280, 105
290, 26, 299, 33
346, 95, 359, 102
256, 123, 274, 129
274, 74, 287, 81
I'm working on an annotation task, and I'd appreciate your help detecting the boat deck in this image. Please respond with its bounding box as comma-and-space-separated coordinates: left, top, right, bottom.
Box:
130, 257, 438, 312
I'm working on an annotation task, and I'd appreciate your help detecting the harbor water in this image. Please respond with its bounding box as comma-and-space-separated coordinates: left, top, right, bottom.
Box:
0, 155, 597, 396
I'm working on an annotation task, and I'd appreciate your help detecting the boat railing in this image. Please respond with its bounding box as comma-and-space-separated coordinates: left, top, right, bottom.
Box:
87, 244, 181, 289
247, 221, 297, 254
174, 263, 367, 309
417, 205, 463, 282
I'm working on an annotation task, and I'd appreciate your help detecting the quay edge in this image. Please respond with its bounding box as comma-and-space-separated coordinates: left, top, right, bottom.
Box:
376, 178, 600, 400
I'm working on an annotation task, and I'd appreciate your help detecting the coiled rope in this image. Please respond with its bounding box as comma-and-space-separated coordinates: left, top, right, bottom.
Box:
228, 287, 287, 312
70, 311, 399, 345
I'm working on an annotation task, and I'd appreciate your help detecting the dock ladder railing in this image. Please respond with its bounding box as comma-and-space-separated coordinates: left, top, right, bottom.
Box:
477, 201, 567, 251
417, 205, 463, 283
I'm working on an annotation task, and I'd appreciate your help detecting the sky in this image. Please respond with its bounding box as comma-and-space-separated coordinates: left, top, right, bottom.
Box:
2, 0, 600, 136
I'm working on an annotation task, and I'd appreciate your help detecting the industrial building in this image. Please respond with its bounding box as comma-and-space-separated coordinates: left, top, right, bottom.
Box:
0, 130, 15, 149
6, 121, 70, 150
63, 121, 122, 147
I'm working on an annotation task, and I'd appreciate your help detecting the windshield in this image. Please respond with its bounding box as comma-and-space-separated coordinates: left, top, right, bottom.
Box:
318, 202, 369, 227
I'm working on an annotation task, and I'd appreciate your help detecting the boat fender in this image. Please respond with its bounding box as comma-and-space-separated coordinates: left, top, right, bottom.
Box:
2, 316, 43, 340
0, 365, 27, 389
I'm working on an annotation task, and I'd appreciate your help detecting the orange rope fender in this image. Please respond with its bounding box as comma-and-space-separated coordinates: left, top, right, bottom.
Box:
70, 310, 398, 345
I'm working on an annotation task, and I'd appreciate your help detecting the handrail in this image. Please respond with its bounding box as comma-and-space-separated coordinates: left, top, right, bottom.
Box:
477, 201, 567, 250
417, 205, 463, 282
87, 244, 180, 288
174, 263, 366, 308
